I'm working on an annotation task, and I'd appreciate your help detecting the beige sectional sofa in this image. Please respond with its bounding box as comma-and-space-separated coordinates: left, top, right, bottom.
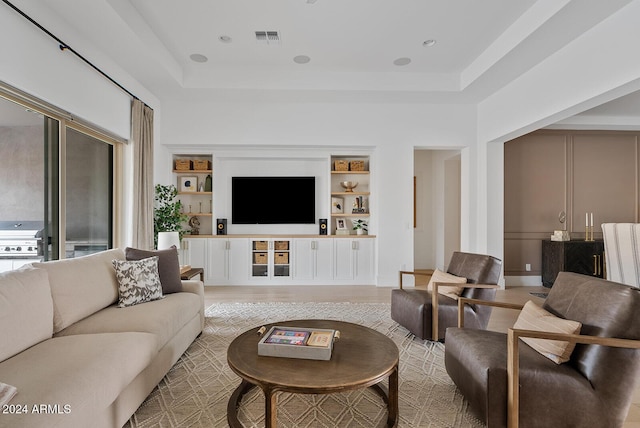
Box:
0, 248, 205, 428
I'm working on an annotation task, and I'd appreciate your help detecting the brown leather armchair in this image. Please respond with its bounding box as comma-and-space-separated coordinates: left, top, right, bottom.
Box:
390, 251, 502, 340
445, 272, 640, 428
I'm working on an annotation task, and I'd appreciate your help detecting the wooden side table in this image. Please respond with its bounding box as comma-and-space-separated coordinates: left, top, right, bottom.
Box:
180, 267, 204, 282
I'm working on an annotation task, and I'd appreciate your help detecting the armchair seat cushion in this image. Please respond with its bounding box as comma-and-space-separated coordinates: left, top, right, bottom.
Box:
445, 327, 604, 428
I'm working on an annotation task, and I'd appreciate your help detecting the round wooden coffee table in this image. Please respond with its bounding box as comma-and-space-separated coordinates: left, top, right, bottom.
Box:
227, 319, 399, 428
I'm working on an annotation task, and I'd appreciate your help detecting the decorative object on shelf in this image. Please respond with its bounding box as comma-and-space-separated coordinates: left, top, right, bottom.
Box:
340, 181, 358, 192
352, 219, 368, 235
204, 174, 212, 192
175, 159, 192, 170
198, 182, 204, 192
331, 197, 344, 214
349, 160, 365, 171
319, 218, 328, 235
334, 160, 349, 171
157, 231, 180, 250
352, 196, 367, 214
551, 210, 570, 241
193, 159, 211, 170
154, 184, 188, 248
180, 176, 197, 192
217, 218, 227, 235
188, 216, 200, 235
585, 212, 595, 241
336, 218, 347, 230
551, 230, 571, 242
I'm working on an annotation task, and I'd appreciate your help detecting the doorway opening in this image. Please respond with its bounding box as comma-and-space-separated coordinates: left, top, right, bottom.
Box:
413, 149, 461, 275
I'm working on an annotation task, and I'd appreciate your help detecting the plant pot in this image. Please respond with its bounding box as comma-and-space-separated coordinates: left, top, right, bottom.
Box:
356, 229, 365, 235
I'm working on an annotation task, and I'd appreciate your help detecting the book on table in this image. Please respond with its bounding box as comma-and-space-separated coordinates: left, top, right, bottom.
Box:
258, 326, 338, 360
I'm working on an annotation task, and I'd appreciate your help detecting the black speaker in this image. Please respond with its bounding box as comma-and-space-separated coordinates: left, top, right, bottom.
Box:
319, 218, 328, 235
216, 218, 227, 235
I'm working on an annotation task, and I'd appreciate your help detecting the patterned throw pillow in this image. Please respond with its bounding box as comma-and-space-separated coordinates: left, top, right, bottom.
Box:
112, 257, 164, 308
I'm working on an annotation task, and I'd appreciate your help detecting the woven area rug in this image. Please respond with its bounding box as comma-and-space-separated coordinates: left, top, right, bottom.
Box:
125, 302, 484, 428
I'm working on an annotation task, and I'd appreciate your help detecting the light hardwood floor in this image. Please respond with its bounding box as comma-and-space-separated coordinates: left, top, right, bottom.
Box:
203, 284, 640, 426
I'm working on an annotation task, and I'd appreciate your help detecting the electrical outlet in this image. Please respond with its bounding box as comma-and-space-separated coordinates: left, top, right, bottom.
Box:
525, 263, 531, 271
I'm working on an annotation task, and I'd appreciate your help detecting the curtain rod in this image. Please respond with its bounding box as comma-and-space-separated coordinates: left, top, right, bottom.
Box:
3, 0, 149, 107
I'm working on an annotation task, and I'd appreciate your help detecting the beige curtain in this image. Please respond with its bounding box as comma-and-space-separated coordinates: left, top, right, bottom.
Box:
131, 99, 154, 249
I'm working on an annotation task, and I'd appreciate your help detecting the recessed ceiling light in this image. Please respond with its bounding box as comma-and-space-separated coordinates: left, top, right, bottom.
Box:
293, 55, 311, 64
393, 57, 411, 66
190, 53, 208, 63
423, 39, 437, 47
219, 35, 232, 43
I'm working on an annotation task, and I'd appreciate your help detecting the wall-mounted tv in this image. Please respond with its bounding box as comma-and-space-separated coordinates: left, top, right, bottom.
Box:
232, 176, 316, 224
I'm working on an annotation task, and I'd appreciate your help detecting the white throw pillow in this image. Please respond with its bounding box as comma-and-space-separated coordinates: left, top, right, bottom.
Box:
112, 257, 164, 308
513, 300, 582, 364
427, 268, 468, 300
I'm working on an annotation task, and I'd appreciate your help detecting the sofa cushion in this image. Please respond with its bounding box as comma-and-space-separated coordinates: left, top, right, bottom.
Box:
427, 268, 467, 299
0, 267, 53, 362
55, 292, 201, 353
125, 246, 182, 294
0, 332, 156, 428
113, 257, 164, 307
32, 248, 125, 333
513, 300, 582, 364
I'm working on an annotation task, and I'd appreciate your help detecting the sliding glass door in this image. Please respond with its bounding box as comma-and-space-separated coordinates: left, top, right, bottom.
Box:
0, 91, 118, 265
64, 127, 113, 258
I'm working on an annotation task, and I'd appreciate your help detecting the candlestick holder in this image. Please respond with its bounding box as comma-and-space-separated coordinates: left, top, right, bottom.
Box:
585, 225, 595, 241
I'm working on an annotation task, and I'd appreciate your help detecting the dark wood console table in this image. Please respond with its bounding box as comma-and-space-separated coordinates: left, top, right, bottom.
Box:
541, 240, 604, 287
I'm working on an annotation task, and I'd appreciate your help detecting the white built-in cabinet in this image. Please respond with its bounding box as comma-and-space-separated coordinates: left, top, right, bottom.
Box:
333, 238, 375, 282
182, 236, 374, 285
292, 238, 334, 282
183, 237, 249, 284
250, 239, 292, 281
207, 238, 249, 283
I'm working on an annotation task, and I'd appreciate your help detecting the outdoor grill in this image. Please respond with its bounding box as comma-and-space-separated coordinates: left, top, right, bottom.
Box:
0, 221, 44, 259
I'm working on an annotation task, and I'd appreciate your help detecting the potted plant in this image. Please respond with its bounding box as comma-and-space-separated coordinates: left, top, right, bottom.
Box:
154, 184, 188, 248
352, 219, 368, 235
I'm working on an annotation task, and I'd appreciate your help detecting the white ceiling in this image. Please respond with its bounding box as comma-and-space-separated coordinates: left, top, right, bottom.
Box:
3, 0, 640, 119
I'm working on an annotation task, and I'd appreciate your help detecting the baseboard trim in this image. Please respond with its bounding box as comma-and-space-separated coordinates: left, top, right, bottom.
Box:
504, 275, 543, 287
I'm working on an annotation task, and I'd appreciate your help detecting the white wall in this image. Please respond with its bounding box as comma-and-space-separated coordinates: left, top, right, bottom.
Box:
477, 0, 640, 277
157, 99, 477, 286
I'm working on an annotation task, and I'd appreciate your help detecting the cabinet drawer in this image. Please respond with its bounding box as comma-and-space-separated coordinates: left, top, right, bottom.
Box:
254, 241, 268, 250
274, 252, 289, 264
254, 252, 268, 264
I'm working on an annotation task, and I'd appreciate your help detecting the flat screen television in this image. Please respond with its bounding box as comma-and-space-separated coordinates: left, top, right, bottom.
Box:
232, 176, 316, 224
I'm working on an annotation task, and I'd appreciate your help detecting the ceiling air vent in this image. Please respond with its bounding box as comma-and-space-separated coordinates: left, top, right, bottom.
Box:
255, 31, 281, 45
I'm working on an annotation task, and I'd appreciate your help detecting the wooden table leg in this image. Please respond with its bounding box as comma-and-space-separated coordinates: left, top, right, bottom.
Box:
264, 387, 277, 428
227, 380, 255, 428
387, 366, 399, 427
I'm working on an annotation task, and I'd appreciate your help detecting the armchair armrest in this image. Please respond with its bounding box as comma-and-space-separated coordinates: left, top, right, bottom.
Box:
398, 269, 434, 290
431, 283, 500, 341
506, 328, 640, 428
457, 297, 523, 329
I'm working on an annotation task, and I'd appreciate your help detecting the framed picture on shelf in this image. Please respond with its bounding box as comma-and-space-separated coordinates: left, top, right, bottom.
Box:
180, 176, 197, 192
331, 197, 344, 214
336, 218, 347, 230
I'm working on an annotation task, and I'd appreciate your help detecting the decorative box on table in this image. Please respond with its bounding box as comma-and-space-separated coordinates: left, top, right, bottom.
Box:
258, 326, 338, 361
